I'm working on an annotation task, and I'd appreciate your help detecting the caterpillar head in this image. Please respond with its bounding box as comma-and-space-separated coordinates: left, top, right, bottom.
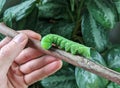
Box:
41, 36, 52, 49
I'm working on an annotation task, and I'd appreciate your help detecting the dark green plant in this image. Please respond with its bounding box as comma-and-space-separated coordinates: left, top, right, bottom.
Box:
0, 0, 120, 88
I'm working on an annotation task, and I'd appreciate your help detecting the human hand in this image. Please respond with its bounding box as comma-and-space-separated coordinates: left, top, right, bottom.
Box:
0, 30, 62, 88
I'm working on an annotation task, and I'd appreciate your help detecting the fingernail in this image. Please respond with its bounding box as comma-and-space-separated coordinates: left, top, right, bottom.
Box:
13, 33, 26, 43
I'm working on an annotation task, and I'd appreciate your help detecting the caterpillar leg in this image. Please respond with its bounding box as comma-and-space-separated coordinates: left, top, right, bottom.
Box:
71, 45, 78, 55
78, 47, 91, 58
60, 40, 67, 49
64, 42, 72, 52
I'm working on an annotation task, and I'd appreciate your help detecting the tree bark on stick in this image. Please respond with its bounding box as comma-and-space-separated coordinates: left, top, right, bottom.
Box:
0, 23, 120, 84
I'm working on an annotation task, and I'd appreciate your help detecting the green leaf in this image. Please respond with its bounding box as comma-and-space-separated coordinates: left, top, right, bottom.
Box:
41, 75, 78, 88
86, 0, 116, 29
38, 1, 70, 20
1, 0, 22, 14
75, 49, 108, 88
0, 34, 5, 41
35, 21, 74, 39
107, 82, 120, 88
51, 21, 75, 39
105, 46, 120, 72
29, 81, 44, 88
34, 21, 53, 36
41, 67, 78, 88
90, 49, 107, 66
3, 0, 36, 27
81, 11, 109, 52
112, 0, 120, 20
11, 6, 39, 30
0, 0, 6, 14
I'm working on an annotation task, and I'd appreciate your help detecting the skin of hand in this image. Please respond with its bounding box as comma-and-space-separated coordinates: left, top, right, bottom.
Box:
0, 30, 62, 88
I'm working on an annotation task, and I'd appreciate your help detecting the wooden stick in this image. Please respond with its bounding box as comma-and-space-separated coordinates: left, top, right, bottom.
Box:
0, 23, 120, 84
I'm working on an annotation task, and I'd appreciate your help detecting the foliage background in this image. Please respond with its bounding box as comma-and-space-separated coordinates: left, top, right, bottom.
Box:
0, 0, 120, 88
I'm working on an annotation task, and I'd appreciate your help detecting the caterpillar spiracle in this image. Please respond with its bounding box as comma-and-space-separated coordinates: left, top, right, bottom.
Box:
41, 34, 91, 58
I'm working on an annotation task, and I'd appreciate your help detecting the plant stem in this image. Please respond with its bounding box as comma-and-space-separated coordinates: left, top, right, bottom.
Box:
72, 0, 85, 40
70, 0, 75, 12
67, 6, 75, 22
0, 23, 120, 84
72, 21, 81, 39
76, 0, 84, 21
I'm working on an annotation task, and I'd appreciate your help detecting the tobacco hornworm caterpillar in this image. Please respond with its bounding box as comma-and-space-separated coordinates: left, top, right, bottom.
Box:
41, 34, 91, 58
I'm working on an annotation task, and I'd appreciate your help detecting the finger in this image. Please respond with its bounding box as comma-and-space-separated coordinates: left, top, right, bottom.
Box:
19, 55, 60, 74
15, 47, 44, 65
10, 62, 24, 76
0, 37, 12, 48
7, 65, 28, 88
19, 30, 41, 40
0, 33, 28, 73
24, 60, 62, 85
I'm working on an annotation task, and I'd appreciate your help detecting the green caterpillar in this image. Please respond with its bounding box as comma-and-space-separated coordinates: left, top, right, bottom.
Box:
41, 34, 91, 58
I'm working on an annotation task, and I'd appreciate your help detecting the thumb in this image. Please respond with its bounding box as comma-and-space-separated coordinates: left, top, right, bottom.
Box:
0, 33, 28, 73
